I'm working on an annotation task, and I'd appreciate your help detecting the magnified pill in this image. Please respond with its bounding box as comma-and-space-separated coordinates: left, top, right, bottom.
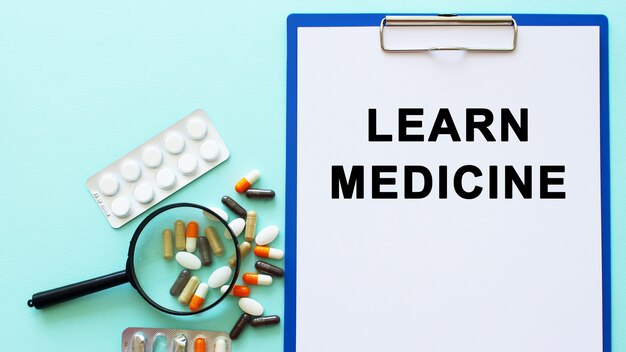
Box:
142, 146, 163, 168
239, 297, 264, 316
204, 226, 224, 256
229, 313, 250, 340
172, 333, 188, 352
176, 251, 202, 270
175, 220, 186, 251
152, 334, 167, 352
244, 211, 257, 242
249, 315, 281, 327
221, 196, 247, 218
186, 221, 199, 252
194, 337, 206, 352
132, 332, 146, 352
224, 218, 245, 239
169, 269, 191, 296
220, 284, 250, 297
178, 276, 200, 305
178, 154, 198, 175
245, 188, 276, 199
197, 237, 212, 266
243, 273, 273, 286
111, 197, 131, 218
164, 132, 185, 154
208, 266, 232, 288
121, 160, 142, 182
156, 168, 176, 190
235, 169, 260, 193
98, 174, 119, 196
228, 241, 251, 267
203, 207, 229, 222
162, 229, 173, 260
187, 118, 207, 140
200, 140, 220, 161
214, 337, 227, 352
255, 260, 284, 277
255, 225, 279, 246
189, 283, 208, 311
254, 246, 284, 260
133, 183, 154, 204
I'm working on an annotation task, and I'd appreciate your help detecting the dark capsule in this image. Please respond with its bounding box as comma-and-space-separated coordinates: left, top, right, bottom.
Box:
221, 195, 247, 217
169, 269, 191, 296
198, 236, 212, 266
229, 313, 251, 340
249, 315, 281, 327
255, 260, 284, 277
245, 188, 275, 199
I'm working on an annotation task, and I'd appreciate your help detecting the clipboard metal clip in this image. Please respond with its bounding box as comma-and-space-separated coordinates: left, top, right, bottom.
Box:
379, 15, 518, 53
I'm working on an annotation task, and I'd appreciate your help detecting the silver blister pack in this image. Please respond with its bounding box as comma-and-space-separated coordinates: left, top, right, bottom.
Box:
122, 327, 231, 352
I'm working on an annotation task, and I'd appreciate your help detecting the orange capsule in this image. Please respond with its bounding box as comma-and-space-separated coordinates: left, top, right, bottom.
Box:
235, 169, 260, 193
254, 246, 284, 260
186, 221, 199, 252
221, 284, 251, 297
189, 283, 208, 311
194, 337, 206, 352
243, 272, 273, 286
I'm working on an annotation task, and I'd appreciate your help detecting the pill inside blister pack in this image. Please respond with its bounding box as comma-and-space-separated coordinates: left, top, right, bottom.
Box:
87, 109, 230, 228
122, 327, 231, 352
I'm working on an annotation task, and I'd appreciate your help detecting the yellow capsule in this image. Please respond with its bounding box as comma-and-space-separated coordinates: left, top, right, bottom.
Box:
228, 241, 251, 267
162, 229, 173, 260
174, 220, 186, 251
178, 275, 200, 305
205, 226, 224, 256
244, 211, 257, 242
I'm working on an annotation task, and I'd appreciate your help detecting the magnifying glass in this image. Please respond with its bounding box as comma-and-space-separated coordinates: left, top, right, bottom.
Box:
27, 203, 240, 315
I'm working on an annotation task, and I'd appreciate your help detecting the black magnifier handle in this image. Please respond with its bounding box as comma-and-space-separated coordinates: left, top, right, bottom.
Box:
27, 270, 129, 309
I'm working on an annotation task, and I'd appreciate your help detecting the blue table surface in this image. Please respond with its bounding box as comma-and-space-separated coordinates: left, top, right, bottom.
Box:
1, 1, 625, 351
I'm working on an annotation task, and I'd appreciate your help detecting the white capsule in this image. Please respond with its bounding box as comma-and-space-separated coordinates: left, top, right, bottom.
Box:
203, 207, 229, 222
238, 297, 264, 316
224, 218, 245, 239
255, 225, 279, 246
175, 251, 201, 270
186, 237, 197, 253
208, 266, 233, 288
214, 337, 227, 352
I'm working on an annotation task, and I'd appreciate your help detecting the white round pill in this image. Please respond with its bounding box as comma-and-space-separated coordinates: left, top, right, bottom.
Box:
203, 207, 229, 222
207, 266, 233, 288
98, 174, 119, 196
111, 197, 131, 218
175, 251, 202, 270
200, 140, 220, 161
156, 169, 176, 190
187, 118, 207, 140
238, 297, 264, 316
255, 225, 279, 246
133, 183, 155, 204
142, 146, 163, 168
178, 154, 198, 175
164, 132, 185, 154
224, 218, 245, 239
120, 161, 142, 182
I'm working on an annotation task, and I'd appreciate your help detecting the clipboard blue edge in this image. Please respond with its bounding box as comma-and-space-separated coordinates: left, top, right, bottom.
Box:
285, 13, 610, 352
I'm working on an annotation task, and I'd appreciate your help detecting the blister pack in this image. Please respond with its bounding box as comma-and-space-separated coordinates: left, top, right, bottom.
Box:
122, 327, 231, 352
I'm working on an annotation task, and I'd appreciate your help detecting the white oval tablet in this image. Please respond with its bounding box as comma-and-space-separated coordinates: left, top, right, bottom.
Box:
178, 154, 198, 175
156, 168, 176, 190
164, 132, 185, 154
238, 297, 264, 316
120, 161, 142, 182
142, 146, 163, 168
133, 183, 154, 204
187, 118, 207, 140
203, 207, 228, 222
255, 225, 279, 246
175, 251, 201, 270
207, 266, 233, 288
98, 174, 119, 196
111, 197, 131, 218
224, 218, 245, 239
200, 140, 220, 161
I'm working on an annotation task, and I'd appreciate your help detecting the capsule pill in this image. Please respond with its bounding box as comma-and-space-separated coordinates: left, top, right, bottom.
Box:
224, 217, 245, 239
255, 225, 279, 246
244, 211, 257, 242
255, 260, 284, 277
221, 195, 247, 217
169, 269, 191, 296
172, 334, 187, 352
186, 221, 199, 252
132, 332, 146, 352
243, 273, 273, 286
178, 275, 200, 305
228, 241, 251, 267
162, 229, 173, 260
205, 226, 224, 256
254, 246, 284, 260
176, 251, 202, 270
235, 169, 260, 193
220, 284, 251, 297
194, 337, 206, 352
214, 337, 227, 352
189, 283, 209, 311
249, 315, 281, 327
238, 297, 264, 316
174, 220, 186, 251
229, 313, 251, 340
208, 266, 233, 288
245, 188, 275, 199
197, 236, 212, 266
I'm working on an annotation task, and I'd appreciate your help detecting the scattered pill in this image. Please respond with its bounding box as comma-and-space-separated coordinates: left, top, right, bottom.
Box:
203, 207, 229, 222
178, 154, 198, 175
235, 169, 260, 193
133, 183, 155, 204
121, 160, 142, 182
229, 313, 251, 340
249, 315, 281, 327
194, 337, 206, 352
132, 332, 146, 352
228, 242, 251, 267
255, 260, 284, 277
224, 218, 245, 239
220, 284, 250, 297
155, 168, 176, 190
243, 273, 273, 286
186, 221, 199, 252
98, 174, 119, 196
162, 229, 173, 260
245, 188, 275, 199
169, 269, 192, 296
221, 196, 247, 218
200, 140, 220, 161
255, 225, 279, 246
152, 334, 167, 352
111, 197, 131, 218
244, 211, 257, 242
214, 337, 227, 352
142, 146, 163, 168
178, 276, 200, 305
172, 333, 188, 352
174, 220, 186, 251
187, 118, 207, 140
176, 252, 202, 270
208, 266, 233, 288
164, 132, 185, 154
254, 246, 284, 260
189, 283, 209, 311
239, 297, 264, 316
197, 237, 212, 266
204, 226, 224, 256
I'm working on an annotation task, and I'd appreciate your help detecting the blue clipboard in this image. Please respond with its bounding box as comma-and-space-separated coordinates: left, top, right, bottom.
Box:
285, 14, 610, 352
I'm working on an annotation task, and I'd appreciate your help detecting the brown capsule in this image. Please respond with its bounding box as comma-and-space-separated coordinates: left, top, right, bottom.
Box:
174, 220, 186, 251
169, 269, 191, 296
255, 260, 284, 277
249, 315, 281, 327
228, 242, 251, 267
245, 188, 276, 199
221, 195, 247, 218
244, 211, 257, 242
162, 229, 173, 260
229, 313, 250, 340
198, 236, 212, 266
205, 226, 224, 256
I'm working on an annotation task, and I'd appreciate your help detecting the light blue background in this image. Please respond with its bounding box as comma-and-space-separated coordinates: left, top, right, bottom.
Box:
0, 1, 623, 351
